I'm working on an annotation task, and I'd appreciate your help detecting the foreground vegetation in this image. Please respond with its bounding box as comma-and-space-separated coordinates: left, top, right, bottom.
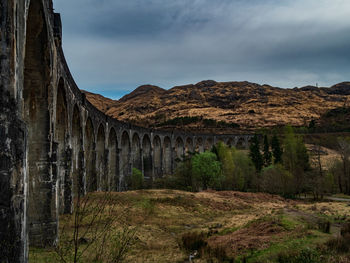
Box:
30, 190, 350, 262
30, 126, 350, 262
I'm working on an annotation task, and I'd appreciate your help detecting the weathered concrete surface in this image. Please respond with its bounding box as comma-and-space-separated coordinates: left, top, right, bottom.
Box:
0, 0, 254, 261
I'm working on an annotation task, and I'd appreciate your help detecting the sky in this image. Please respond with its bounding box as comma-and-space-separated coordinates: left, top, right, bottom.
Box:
54, 0, 350, 99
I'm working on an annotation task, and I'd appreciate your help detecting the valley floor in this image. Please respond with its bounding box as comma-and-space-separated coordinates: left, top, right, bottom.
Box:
30, 190, 350, 263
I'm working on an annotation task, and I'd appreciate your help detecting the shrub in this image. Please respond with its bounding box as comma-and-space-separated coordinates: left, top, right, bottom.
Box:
326, 223, 350, 254
261, 164, 294, 197
181, 231, 207, 252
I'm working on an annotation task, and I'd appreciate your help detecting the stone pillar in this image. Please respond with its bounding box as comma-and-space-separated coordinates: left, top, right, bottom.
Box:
140, 148, 144, 178
117, 148, 123, 191
28, 140, 58, 247
64, 147, 72, 214
0, 95, 27, 262
171, 146, 176, 174
151, 147, 155, 182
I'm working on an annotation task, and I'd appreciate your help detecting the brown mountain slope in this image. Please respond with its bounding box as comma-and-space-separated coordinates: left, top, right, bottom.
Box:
82, 90, 116, 113
82, 81, 350, 132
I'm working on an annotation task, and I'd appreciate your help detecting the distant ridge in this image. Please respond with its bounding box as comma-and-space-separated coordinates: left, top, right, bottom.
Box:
82, 81, 350, 132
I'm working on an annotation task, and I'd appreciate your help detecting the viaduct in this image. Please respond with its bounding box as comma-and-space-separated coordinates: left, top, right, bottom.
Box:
0, 0, 253, 262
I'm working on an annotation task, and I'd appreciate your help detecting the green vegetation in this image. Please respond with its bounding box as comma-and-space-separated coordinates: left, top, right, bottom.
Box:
192, 151, 222, 190
30, 190, 350, 263
131, 168, 144, 190
167, 125, 350, 198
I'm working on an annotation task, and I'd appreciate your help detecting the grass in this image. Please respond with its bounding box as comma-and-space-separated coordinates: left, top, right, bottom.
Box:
244, 230, 330, 263
331, 193, 350, 200
29, 190, 350, 263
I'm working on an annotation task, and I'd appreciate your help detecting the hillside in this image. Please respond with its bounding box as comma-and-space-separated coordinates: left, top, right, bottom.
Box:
82, 81, 350, 132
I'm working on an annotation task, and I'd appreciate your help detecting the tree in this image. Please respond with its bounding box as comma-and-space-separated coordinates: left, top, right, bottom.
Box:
232, 150, 255, 191
263, 135, 272, 167
271, 134, 282, 164
216, 142, 235, 189
192, 151, 222, 190
173, 153, 196, 191
261, 164, 294, 197
282, 126, 310, 194
337, 137, 350, 194
55, 192, 136, 263
131, 168, 144, 190
249, 134, 263, 173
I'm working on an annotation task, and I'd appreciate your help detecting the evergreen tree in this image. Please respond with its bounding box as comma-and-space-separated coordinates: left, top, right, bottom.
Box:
263, 135, 272, 167
271, 134, 282, 164
249, 134, 263, 173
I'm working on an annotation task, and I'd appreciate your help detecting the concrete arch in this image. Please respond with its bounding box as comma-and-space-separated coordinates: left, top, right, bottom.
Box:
204, 138, 214, 151
55, 78, 69, 215
85, 117, 96, 192
108, 128, 119, 191
175, 137, 184, 160
236, 137, 246, 149
131, 133, 142, 171
227, 138, 234, 148
142, 134, 152, 181
72, 104, 84, 198
96, 124, 106, 190
163, 136, 172, 175
185, 137, 194, 154
24, 0, 56, 247
153, 135, 162, 178
195, 137, 204, 153
120, 131, 131, 190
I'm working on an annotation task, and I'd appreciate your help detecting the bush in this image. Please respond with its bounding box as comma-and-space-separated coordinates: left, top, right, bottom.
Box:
326, 223, 350, 254
131, 168, 144, 190
261, 164, 294, 197
181, 231, 207, 252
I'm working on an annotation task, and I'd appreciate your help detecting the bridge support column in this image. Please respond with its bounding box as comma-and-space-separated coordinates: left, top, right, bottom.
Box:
140, 148, 144, 179
28, 140, 58, 247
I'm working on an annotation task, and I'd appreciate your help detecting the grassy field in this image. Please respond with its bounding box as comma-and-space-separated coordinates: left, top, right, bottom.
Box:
29, 190, 350, 263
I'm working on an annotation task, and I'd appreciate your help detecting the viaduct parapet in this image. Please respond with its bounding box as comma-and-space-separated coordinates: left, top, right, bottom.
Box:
0, 1, 253, 262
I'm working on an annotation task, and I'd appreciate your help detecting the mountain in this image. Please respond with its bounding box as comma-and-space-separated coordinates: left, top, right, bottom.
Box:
82, 81, 350, 132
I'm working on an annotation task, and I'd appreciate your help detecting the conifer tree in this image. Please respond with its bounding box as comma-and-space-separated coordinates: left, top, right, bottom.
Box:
249, 134, 263, 173
263, 135, 272, 167
271, 134, 282, 164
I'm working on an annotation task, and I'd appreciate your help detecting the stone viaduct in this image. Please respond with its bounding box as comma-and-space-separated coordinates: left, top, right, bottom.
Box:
0, 0, 253, 262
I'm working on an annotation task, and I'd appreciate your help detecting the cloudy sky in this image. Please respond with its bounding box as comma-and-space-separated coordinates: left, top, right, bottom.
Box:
54, 0, 350, 99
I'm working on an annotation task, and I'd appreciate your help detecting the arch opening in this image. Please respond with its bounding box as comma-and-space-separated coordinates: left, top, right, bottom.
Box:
175, 137, 184, 168
55, 79, 68, 215
185, 137, 193, 155
236, 137, 246, 150
204, 138, 213, 151
227, 138, 234, 148
108, 128, 119, 191
85, 118, 96, 192
163, 137, 172, 175
72, 105, 83, 198
132, 133, 141, 171
142, 135, 152, 181
195, 137, 204, 153
96, 124, 106, 191
120, 131, 131, 190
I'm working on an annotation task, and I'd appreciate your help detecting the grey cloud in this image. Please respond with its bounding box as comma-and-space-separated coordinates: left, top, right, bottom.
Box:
54, 0, 350, 97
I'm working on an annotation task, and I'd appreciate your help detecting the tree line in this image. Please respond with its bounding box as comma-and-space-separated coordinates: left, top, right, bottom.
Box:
153, 125, 350, 199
